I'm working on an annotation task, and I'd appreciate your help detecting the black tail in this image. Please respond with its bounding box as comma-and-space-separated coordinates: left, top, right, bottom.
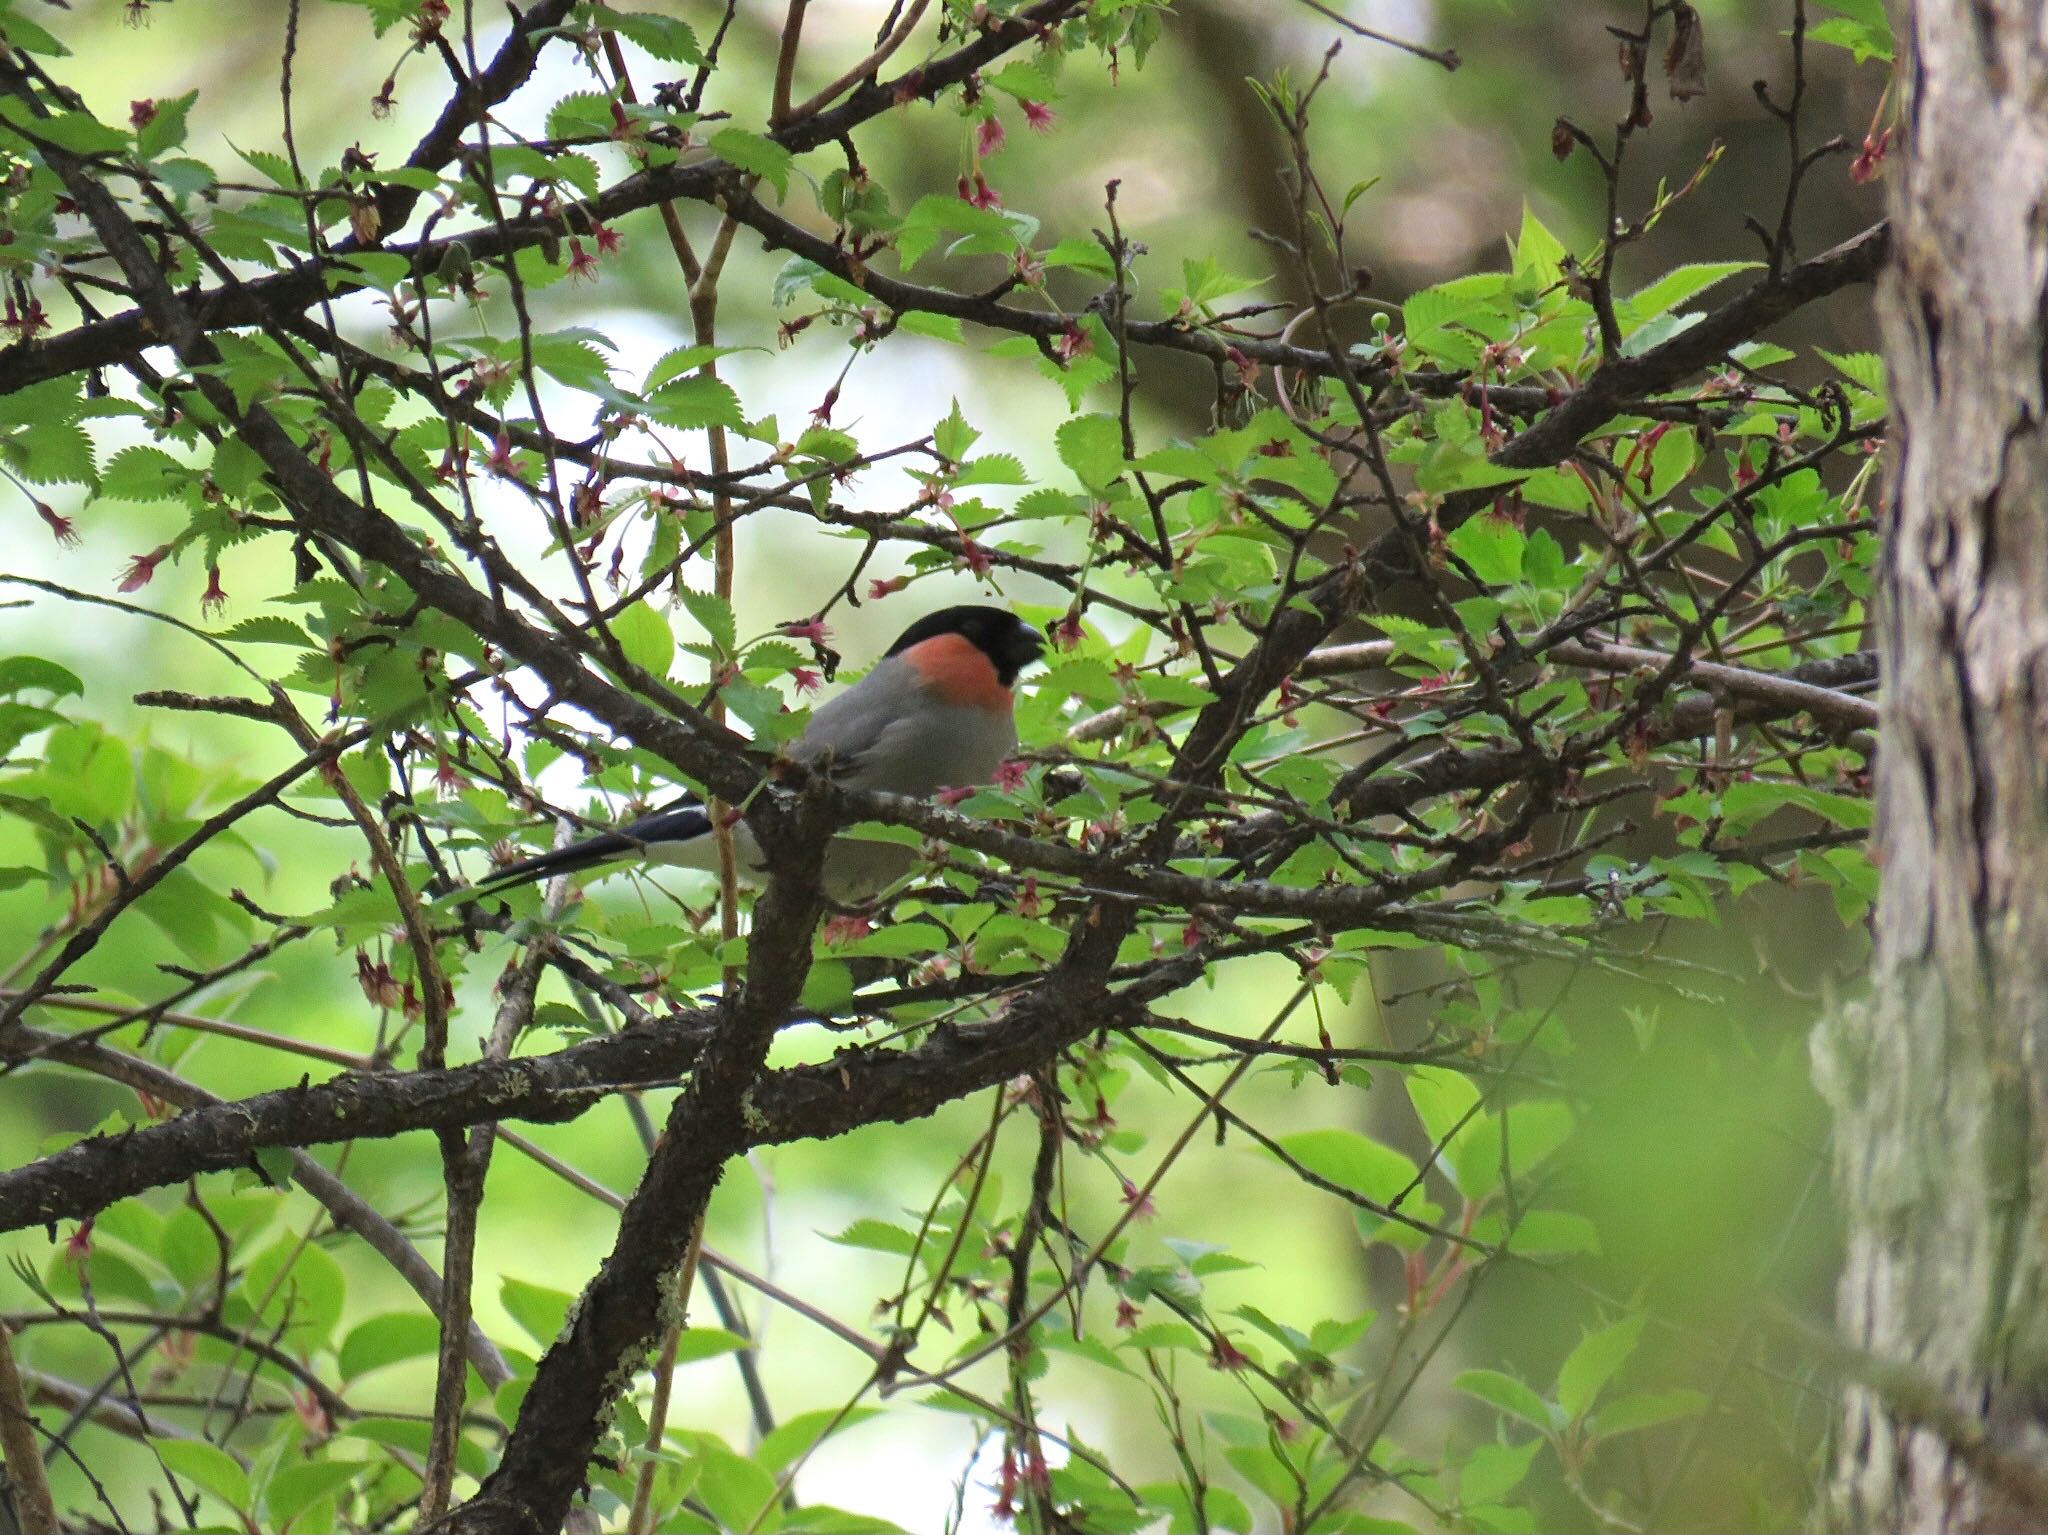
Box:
468, 799, 712, 896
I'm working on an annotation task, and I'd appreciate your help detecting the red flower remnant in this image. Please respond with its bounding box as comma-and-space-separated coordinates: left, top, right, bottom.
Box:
1210, 1333, 1251, 1371
117, 543, 172, 593
36, 500, 77, 547
791, 666, 822, 696
822, 913, 873, 947
936, 783, 974, 808
959, 538, 993, 577
1052, 322, 1090, 363
1021, 99, 1055, 132
1120, 1177, 1156, 1220
566, 236, 599, 282
1014, 876, 1042, 919
1115, 1296, 1142, 1329
65, 1217, 93, 1268
1850, 126, 1894, 185
129, 99, 157, 131
1051, 610, 1084, 650
200, 565, 227, 618
993, 757, 1028, 793
592, 221, 623, 256
976, 114, 1006, 158
867, 574, 910, 600
781, 615, 833, 644
957, 170, 1001, 209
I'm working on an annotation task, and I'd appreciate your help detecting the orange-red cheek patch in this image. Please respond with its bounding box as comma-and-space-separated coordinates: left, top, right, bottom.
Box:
902, 632, 1012, 712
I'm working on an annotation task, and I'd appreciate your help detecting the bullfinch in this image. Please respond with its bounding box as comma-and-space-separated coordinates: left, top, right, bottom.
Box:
471, 604, 1045, 899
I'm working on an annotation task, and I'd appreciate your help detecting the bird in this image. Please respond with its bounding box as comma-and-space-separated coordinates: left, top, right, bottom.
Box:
469, 604, 1046, 900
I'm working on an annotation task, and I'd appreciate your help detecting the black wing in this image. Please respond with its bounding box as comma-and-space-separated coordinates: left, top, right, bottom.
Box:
469, 798, 712, 895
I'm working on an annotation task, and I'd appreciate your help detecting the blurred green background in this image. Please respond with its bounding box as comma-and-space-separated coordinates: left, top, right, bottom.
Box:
0, 2, 1885, 1529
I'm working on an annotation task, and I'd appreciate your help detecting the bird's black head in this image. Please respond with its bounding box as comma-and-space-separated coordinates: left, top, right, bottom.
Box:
885, 605, 1045, 686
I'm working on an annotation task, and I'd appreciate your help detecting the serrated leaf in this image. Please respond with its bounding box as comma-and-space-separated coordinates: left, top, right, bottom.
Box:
1556, 1312, 1645, 1420
100, 444, 188, 501
708, 126, 792, 197
646, 374, 745, 431
608, 600, 674, 678
1056, 414, 1124, 491
1455, 1368, 1556, 1431
1625, 262, 1760, 324
1463, 1437, 1543, 1505
215, 616, 315, 649
1445, 513, 1526, 587
678, 587, 736, 657
1588, 1388, 1709, 1440
823, 1218, 919, 1256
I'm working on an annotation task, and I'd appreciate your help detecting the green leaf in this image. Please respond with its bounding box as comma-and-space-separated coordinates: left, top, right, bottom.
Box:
1556, 1312, 1646, 1420
678, 587, 737, 657
0, 656, 82, 698
158, 1440, 251, 1514
500, 1275, 575, 1346
692, 1439, 780, 1531
643, 343, 749, 392
933, 399, 981, 462
100, 444, 188, 501
1454, 1368, 1556, 1431
1446, 512, 1526, 587
647, 374, 746, 431
1624, 262, 1760, 324
265, 1460, 374, 1525
1588, 1388, 1709, 1440
216, 616, 315, 649
1463, 1436, 1543, 1505
1512, 204, 1567, 286
339, 1311, 441, 1380
755, 1406, 884, 1476
1, 102, 128, 155
596, 6, 704, 63
1057, 414, 1125, 491
672, 1326, 751, 1363
823, 1218, 919, 1256
609, 600, 675, 678
1275, 1128, 1418, 1206
708, 126, 793, 197
241, 1234, 345, 1349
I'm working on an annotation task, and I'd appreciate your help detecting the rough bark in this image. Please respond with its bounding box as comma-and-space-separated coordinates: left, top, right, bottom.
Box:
1811, 6, 2048, 1530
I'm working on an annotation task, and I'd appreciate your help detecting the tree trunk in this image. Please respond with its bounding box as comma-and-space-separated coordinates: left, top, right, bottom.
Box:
1811, 5, 2048, 1530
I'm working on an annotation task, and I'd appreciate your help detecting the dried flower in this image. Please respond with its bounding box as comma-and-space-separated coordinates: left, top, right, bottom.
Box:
976, 114, 1005, 158
35, 499, 77, 547
780, 616, 833, 644
822, 912, 873, 947
1021, 99, 1055, 132
1850, 126, 1894, 185
1663, 3, 1707, 103
117, 543, 172, 592
200, 565, 227, 618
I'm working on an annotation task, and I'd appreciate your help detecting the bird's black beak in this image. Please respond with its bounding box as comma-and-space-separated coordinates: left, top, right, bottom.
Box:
1010, 619, 1047, 671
